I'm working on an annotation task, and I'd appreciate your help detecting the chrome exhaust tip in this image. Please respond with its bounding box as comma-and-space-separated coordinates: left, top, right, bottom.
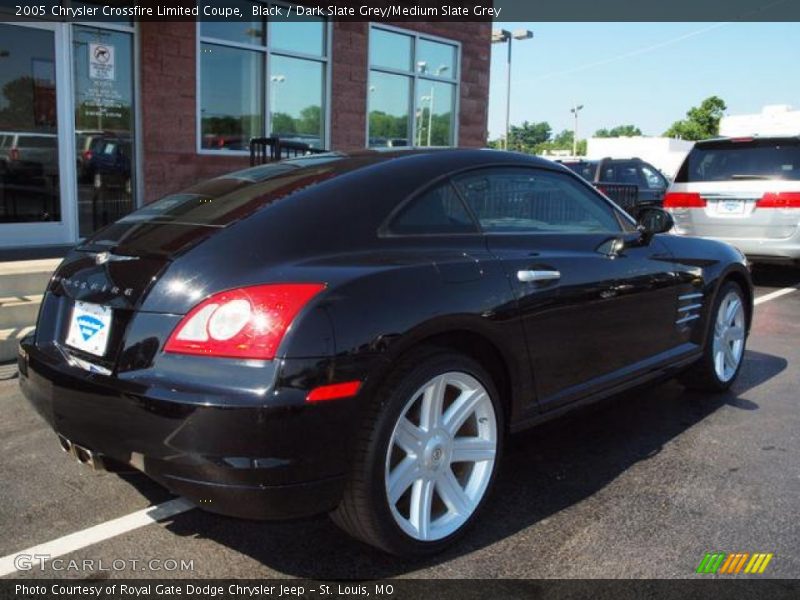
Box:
58, 435, 106, 471
57, 435, 72, 454
72, 444, 93, 465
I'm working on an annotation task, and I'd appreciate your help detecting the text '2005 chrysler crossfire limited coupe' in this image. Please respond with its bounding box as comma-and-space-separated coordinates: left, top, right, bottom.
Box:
19, 149, 753, 556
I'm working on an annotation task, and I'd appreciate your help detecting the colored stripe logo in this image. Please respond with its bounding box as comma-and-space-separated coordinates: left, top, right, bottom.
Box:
696, 552, 773, 574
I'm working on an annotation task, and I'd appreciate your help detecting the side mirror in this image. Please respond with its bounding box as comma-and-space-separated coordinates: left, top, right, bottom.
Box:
636, 207, 674, 243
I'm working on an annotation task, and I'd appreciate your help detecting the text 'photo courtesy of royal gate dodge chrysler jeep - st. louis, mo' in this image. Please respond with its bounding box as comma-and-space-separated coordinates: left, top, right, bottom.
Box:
18, 148, 752, 557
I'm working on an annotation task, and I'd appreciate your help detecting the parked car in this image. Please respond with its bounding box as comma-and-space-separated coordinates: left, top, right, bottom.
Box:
0, 131, 58, 181
18, 149, 752, 556
87, 135, 132, 194
558, 157, 670, 217
665, 136, 800, 265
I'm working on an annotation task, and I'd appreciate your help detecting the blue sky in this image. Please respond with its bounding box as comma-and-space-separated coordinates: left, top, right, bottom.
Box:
488, 22, 800, 140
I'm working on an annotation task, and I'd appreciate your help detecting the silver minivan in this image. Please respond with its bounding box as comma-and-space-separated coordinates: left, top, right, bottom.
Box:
665, 136, 800, 264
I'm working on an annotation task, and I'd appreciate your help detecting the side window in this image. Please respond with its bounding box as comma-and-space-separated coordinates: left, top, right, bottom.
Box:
616, 163, 641, 186
389, 181, 478, 235
453, 168, 622, 234
640, 164, 667, 190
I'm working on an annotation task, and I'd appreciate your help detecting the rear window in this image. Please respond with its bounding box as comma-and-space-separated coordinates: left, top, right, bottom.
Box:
120, 155, 346, 226
676, 139, 800, 182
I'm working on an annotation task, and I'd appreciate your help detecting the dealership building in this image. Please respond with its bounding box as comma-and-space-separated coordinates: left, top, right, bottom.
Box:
0, 13, 490, 253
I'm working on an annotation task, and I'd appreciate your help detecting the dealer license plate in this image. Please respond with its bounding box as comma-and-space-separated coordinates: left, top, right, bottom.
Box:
718, 199, 745, 214
65, 301, 112, 357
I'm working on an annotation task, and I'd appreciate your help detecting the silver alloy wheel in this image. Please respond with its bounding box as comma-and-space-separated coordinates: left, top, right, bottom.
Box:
712, 290, 746, 382
384, 371, 497, 542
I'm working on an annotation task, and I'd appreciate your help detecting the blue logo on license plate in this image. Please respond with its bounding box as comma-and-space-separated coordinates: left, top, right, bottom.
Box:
77, 315, 105, 341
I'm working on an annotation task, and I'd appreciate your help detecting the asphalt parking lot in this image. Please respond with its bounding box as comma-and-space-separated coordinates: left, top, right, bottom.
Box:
1, 265, 799, 580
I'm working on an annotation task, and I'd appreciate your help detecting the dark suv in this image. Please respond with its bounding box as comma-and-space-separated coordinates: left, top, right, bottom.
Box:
558, 157, 669, 217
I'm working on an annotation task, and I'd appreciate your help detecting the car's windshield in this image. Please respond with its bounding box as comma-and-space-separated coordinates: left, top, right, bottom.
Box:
676, 139, 800, 182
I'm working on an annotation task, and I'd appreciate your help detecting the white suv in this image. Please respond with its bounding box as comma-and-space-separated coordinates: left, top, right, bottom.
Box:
665, 136, 800, 264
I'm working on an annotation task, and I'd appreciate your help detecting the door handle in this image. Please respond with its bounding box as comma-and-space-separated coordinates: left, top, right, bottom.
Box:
517, 269, 561, 283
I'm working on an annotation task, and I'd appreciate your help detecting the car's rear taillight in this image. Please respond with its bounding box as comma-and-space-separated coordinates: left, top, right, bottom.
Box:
83, 150, 93, 161
756, 192, 800, 209
9, 147, 19, 161
164, 283, 325, 360
663, 192, 706, 208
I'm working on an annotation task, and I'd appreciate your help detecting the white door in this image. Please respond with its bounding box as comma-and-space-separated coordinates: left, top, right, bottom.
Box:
0, 22, 77, 247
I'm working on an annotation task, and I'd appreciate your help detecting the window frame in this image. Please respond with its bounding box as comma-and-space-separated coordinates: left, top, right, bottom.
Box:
381, 165, 635, 238
366, 23, 461, 149
195, 2, 332, 156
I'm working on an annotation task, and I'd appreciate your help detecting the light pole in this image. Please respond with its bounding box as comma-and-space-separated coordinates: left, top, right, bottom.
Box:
270, 75, 285, 137
491, 28, 533, 150
416, 63, 449, 147
570, 102, 584, 156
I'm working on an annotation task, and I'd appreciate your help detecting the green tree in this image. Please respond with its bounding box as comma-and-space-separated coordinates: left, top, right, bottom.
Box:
270, 112, 296, 136
594, 124, 642, 138
664, 96, 727, 140
508, 121, 552, 153
297, 105, 321, 136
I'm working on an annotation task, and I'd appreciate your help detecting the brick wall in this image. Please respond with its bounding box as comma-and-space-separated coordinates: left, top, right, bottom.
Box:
139, 20, 490, 203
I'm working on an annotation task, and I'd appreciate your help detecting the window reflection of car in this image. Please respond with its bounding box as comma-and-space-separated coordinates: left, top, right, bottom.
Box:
272, 133, 322, 148
0, 131, 59, 181
88, 136, 132, 194
558, 157, 670, 216
75, 130, 105, 183
368, 137, 409, 148
202, 134, 246, 151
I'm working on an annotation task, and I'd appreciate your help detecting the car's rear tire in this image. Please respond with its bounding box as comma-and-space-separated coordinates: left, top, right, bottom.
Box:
680, 280, 747, 392
330, 347, 503, 556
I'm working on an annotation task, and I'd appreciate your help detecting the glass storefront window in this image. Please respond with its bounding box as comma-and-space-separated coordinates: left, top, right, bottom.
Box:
200, 1, 264, 46
269, 18, 326, 56
200, 43, 264, 151
0, 24, 61, 223
269, 55, 324, 148
73, 25, 136, 237
198, 5, 328, 153
369, 28, 412, 72
415, 81, 455, 147
368, 72, 411, 148
368, 27, 459, 148
416, 39, 457, 79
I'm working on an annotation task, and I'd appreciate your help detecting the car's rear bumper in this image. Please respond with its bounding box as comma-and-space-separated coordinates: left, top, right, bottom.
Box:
17, 337, 358, 520
684, 235, 800, 262
669, 205, 800, 261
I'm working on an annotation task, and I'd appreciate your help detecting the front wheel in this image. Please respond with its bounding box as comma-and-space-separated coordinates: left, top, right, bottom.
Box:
681, 281, 748, 392
331, 349, 503, 556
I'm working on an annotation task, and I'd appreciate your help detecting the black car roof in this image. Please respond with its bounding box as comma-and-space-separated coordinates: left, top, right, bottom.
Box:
123, 148, 573, 232
234, 147, 562, 176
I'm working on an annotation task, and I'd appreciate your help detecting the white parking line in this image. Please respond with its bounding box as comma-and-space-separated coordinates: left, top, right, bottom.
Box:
0, 497, 194, 577
754, 283, 800, 306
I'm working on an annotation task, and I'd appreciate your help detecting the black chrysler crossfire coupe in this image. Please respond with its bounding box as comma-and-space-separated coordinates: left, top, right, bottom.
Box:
19, 149, 752, 556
